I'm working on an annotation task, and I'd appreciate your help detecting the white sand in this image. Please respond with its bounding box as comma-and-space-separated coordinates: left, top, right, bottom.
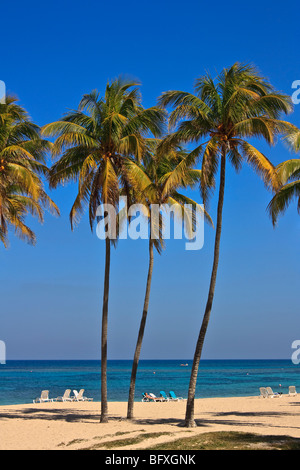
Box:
0, 395, 299, 450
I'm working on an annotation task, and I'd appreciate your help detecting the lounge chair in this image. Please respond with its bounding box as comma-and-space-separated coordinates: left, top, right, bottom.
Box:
160, 391, 170, 401
289, 386, 297, 397
169, 391, 183, 401
33, 390, 55, 403
149, 393, 164, 402
56, 389, 73, 402
73, 389, 93, 402
142, 392, 162, 402
266, 387, 281, 398
259, 387, 269, 398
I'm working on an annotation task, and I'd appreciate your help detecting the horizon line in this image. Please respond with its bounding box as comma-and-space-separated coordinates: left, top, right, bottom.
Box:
4, 358, 292, 362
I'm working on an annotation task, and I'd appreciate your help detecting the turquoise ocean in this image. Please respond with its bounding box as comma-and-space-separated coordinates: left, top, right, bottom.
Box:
0, 360, 299, 406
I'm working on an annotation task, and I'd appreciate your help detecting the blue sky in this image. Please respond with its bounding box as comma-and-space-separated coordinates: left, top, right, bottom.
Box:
1, 0, 299, 360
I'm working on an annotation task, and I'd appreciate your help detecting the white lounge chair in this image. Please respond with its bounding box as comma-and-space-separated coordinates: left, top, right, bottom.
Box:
33, 390, 55, 403
259, 387, 269, 398
289, 386, 297, 397
56, 389, 73, 402
73, 389, 93, 402
149, 393, 164, 402
266, 387, 281, 398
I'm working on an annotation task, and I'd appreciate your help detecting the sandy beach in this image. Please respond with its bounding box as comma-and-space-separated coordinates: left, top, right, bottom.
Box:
0, 395, 299, 450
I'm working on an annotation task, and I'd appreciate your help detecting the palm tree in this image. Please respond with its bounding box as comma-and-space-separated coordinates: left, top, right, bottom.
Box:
42, 78, 165, 423
0, 96, 59, 247
125, 139, 212, 419
159, 63, 293, 427
268, 127, 300, 223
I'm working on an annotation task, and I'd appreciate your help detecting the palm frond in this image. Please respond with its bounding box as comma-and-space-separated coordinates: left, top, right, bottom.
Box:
239, 140, 280, 191
268, 180, 300, 225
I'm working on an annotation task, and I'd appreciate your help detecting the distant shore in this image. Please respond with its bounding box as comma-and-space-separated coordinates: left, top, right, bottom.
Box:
0, 395, 299, 450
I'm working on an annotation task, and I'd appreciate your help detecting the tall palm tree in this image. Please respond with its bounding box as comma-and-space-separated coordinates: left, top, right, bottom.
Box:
159, 63, 293, 427
268, 127, 300, 223
42, 78, 165, 423
125, 139, 212, 419
0, 96, 59, 247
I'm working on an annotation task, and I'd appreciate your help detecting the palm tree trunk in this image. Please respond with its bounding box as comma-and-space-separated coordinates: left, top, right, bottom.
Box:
127, 239, 154, 419
100, 236, 111, 423
185, 149, 226, 428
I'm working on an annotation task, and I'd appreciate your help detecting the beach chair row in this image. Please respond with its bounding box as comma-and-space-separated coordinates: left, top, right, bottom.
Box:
142, 391, 184, 402
33, 389, 93, 403
259, 386, 297, 398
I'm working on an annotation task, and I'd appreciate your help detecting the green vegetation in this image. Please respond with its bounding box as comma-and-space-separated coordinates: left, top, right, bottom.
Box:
149, 431, 300, 450
268, 126, 300, 223
0, 96, 59, 246
82, 432, 172, 450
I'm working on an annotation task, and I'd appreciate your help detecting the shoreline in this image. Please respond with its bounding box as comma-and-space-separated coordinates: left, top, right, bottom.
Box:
0, 393, 259, 408
0, 394, 299, 450
0, 388, 293, 408
0, 393, 277, 408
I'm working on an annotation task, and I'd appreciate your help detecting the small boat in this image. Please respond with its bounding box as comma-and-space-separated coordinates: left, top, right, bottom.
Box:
180, 363, 188, 367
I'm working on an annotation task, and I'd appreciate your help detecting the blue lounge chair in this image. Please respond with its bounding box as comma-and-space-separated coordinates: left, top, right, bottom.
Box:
160, 391, 169, 401
169, 391, 183, 401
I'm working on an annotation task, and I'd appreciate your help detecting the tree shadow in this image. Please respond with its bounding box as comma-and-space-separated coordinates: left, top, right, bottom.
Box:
212, 410, 297, 418
0, 407, 100, 423
1, 407, 300, 433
